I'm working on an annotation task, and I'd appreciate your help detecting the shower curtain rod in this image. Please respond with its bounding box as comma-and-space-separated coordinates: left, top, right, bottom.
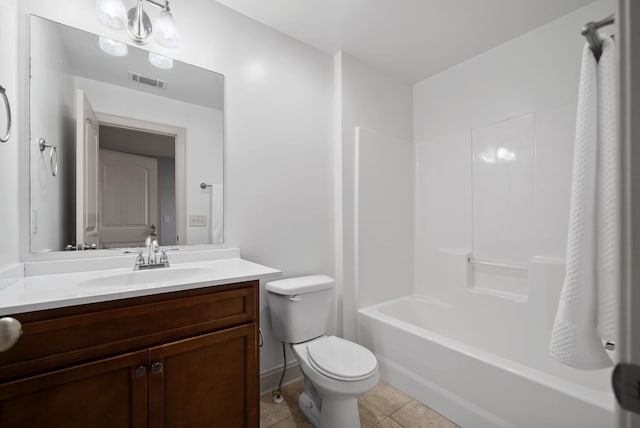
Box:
581, 14, 615, 61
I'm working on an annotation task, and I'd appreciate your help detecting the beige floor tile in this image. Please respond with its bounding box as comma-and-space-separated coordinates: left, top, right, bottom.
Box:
282, 378, 305, 397
260, 380, 305, 428
261, 378, 319, 428
390, 400, 457, 428
358, 398, 387, 427
373, 417, 404, 428
260, 394, 294, 427
269, 412, 315, 428
362, 380, 413, 415
261, 377, 458, 428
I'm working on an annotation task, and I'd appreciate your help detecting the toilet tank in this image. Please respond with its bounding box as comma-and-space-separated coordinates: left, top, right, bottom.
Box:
266, 275, 334, 344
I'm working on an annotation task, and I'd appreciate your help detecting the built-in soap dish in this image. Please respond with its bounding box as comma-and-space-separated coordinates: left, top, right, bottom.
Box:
467, 257, 528, 301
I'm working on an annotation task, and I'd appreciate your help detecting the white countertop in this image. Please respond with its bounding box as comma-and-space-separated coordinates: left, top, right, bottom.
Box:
0, 255, 281, 316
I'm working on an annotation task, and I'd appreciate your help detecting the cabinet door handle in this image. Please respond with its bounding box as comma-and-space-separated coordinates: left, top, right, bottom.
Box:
151, 362, 163, 374
135, 365, 147, 378
0, 317, 22, 352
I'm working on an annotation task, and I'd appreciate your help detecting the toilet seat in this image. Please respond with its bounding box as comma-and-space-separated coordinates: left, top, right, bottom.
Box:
306, 336, 378, 382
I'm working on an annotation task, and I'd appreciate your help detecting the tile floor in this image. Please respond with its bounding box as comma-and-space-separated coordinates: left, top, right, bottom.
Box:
260, 379, 458, 428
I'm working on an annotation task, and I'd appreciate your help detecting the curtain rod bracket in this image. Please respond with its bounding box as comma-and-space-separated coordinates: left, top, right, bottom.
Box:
582, 14, 615, 61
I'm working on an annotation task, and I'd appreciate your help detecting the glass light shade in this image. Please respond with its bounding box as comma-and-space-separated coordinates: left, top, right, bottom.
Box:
149, 52, 174, 70
99, 36, 128, 57
96, 0, 127, 30
153, 10, 179, 49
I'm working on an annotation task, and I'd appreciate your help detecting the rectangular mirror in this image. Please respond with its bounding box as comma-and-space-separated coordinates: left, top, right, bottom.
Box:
29, 15, 224, 253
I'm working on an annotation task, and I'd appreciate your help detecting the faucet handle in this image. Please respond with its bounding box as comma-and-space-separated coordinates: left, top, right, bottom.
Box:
159, 249, 170, 266
135, 250, 145, 266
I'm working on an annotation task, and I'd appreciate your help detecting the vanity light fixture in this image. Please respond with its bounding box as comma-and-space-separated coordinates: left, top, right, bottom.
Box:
99, 36, 128, 57
149, 51, 174, 69
96, 0, 179, 48
96, 0, 127, 30
152, 7, 179, 48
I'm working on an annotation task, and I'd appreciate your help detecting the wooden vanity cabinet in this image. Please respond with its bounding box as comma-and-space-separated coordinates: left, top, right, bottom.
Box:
0, 349, 149, 428
0, 280, 259, 428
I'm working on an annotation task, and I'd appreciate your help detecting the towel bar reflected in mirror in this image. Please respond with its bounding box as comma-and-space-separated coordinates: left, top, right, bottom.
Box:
39, 138, 58, 177
0, 85, 11, 143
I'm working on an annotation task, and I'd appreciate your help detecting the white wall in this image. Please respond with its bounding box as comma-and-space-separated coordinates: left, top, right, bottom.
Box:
0, 0, 20, 268
74, 76, 223, 245
413, 0, 616, 300
29, 18, 75, 252
414, 0, 616, 144
17, 0, 334, 376
336, 52, 413, 340
355, 127, 413, 309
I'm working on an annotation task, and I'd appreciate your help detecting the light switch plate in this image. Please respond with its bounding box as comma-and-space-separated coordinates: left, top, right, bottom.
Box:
189, 215, 207, 227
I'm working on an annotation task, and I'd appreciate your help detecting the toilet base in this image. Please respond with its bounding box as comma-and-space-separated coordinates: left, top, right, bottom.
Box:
298, 391, 320, 427
319, 395, 361, 428
297, 377, 362, 428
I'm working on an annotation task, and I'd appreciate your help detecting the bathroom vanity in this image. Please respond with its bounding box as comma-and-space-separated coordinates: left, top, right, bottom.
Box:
0, 253, 280, 428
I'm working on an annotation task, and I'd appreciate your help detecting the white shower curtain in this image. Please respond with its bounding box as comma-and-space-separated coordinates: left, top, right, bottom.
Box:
550, 35, 618, 369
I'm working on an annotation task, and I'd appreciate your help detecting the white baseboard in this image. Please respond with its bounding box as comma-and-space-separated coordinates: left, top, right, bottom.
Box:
260, 361, 303, 395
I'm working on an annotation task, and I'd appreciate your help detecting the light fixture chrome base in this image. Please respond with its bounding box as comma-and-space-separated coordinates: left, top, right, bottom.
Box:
127, 6, 152, 45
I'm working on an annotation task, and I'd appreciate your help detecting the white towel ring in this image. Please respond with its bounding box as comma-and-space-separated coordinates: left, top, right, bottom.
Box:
0, 85, 11, 143
39, 138, 58, 177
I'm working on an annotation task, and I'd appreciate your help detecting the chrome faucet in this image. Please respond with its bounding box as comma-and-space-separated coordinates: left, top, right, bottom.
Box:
145, 234, 158, 264
134, 225, 170, 270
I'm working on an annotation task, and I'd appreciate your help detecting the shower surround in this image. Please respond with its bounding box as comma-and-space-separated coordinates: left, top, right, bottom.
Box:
353, 1, 617, 426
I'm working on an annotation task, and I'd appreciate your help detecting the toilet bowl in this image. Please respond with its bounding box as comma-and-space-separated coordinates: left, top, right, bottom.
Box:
292, 335, 379, 428
266, 275, 379, 428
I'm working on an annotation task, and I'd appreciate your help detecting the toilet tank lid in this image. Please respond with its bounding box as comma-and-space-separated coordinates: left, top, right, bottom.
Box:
266, 275, 334, 295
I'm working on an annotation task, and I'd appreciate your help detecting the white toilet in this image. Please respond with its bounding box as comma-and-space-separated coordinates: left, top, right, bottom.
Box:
266, 275, 379, 428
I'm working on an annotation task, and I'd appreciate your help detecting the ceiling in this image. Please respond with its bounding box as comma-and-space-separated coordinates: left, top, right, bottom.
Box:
217, 0, 598, 83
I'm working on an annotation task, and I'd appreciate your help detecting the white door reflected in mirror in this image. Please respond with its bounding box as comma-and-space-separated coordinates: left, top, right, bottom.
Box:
75, 89, 100, 250
99, 149, 159, 248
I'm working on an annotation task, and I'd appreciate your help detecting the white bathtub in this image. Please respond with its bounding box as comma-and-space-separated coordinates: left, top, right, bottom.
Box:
358, 295, 615, 428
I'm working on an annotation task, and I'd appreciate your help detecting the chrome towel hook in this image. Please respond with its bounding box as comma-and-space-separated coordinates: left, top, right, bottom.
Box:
39, 138, 58, 177
0, 85, 11, 143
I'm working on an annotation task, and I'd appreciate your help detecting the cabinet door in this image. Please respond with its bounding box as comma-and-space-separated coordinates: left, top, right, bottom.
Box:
148, 323, 258, 428
0, 350, 148, 428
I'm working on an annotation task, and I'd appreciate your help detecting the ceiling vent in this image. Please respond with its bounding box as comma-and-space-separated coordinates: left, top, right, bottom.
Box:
128, 71, 168, 89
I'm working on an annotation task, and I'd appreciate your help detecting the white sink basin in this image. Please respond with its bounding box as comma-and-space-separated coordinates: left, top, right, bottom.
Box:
80, 266, 221, 289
